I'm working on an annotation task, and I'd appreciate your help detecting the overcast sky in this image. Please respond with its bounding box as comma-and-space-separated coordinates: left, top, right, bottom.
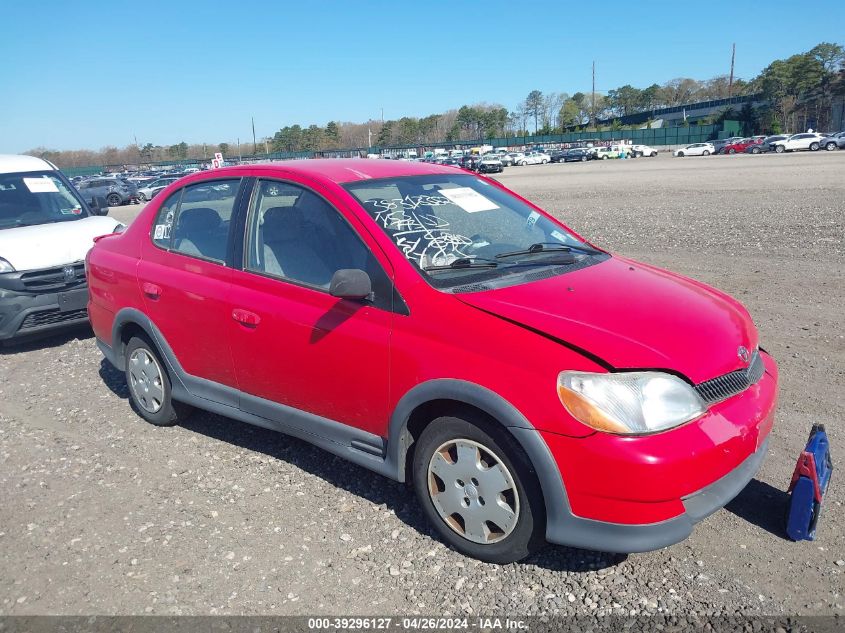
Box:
1, 0, 842, 153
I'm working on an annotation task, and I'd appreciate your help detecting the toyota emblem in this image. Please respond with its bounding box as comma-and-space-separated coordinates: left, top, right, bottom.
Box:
63, 266, 76, 282
737, 346, 750, 364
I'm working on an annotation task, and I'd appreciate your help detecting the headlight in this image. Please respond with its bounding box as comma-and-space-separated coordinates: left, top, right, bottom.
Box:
557, 371, 706, 435
0, 257, 14, 273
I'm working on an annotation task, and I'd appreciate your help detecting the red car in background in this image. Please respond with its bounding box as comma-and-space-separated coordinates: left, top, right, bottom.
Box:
86, 160, 778, 563
722, 136, 766, 154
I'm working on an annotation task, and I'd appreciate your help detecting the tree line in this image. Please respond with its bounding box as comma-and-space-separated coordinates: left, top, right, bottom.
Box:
27, 42, 844, 168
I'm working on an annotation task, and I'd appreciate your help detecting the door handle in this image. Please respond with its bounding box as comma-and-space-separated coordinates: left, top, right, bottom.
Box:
232, 308, 261, 328
142, 282, 162, 299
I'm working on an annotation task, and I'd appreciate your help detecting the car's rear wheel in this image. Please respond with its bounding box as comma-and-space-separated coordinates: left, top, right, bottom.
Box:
651, 151, 657, 157
580, 156, 587, 162
412, 413, 545, 563
752, 147, 761, 154
106, 193, 122, 206
825, 142, 837, 151
809, 142, 820, 151
702, 150, 710, 156
125, 336, 192, 427
727, 148, 736, 154
677, 152, 685, 157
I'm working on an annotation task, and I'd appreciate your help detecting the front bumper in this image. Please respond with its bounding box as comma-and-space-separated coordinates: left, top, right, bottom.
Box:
0, 287, 90, 341
508, 351, 778, 553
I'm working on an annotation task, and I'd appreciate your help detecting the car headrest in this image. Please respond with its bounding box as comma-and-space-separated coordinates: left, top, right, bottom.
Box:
262, 206, 305, 243
176, 207, 221, 235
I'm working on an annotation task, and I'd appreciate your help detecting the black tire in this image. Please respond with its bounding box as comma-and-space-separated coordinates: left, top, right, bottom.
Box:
412, 412, 545, 564
727, 148, 736, 154
752, 147, 761, 154
677, 152, 684, 157
106, 193, 122, 207
124, 336, 192, 427
809, 142, 819, 151
580, 156, 587, 162
825, 142, 837, 151
702, 150, 710, 156
651, 151, 657, 157
775, 145, 785, 153
137, 192, 148, 202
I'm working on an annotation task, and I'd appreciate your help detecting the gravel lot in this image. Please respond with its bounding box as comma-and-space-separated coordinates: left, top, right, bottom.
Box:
1, 152, 843, 617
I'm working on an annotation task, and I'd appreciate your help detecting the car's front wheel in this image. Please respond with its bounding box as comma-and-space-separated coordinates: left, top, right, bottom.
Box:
137, 192, 148, 202
809, 142, 820, 151
125, 336, 192, 427
775, 145, 785, 153
825, 142, 837, 151
106, 193, 122, 207
412, 413, 545, 563
580, 156, 587, 162
651, 151, 657, 157
676, 152, 684, 157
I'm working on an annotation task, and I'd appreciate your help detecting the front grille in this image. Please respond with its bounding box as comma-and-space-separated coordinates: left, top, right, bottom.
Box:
694, 351, 766, 405
20, 262, 86, 292
18, 308, 88, 331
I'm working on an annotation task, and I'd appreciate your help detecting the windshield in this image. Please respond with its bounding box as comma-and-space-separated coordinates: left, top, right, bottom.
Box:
345, 174, 603, 291
0, 170, 89, 230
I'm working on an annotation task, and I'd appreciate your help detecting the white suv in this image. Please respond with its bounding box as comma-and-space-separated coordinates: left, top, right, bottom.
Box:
772, 133, 823, 153
0, 155, 124, 342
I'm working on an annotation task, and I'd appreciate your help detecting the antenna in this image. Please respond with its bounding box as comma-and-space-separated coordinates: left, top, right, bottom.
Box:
728, 43, 735, 96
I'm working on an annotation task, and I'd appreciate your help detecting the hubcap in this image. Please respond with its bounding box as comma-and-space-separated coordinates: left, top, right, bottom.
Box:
427, 439, 519, 544
128, 348, 165, 413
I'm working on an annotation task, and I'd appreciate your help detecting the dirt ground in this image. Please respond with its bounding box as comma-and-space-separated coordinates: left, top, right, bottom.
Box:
1, 151, 842, 616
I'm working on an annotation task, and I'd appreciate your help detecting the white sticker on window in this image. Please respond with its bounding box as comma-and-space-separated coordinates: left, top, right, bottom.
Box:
438, 187, 499, 213
551, 230, 569, 243
23, 177, 59, 193
526, 211, 540, 229
153, 224, 171, 240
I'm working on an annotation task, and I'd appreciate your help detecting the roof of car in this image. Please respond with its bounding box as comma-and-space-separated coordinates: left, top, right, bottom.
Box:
218, 158, 464, 183
0, 154, 56, 174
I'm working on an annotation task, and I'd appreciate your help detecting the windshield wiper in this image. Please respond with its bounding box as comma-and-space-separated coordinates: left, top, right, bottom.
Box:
495, 242, 598, 259
423, 257, 499, 272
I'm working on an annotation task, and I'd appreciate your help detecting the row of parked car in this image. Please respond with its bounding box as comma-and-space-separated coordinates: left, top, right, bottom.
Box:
69, 168, 201, 209
673, 131, 845, 157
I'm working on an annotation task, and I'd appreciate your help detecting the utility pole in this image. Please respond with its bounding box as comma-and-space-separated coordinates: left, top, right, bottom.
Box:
728, 43, 736, 96
237, 138, 241, 162
251, 117, 257, 155
591, 61, 596, 128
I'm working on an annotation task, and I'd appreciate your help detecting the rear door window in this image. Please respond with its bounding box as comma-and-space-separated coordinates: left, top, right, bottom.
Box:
150, 178, 241, 263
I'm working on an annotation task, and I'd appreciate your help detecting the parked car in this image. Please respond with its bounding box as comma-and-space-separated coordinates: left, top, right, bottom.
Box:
673, 143, 715, 157
549, 150, 568, 163
478, 155, 504, 174
509, 152, 528, 165
530, 151, 551, 164
771, 133, 823, 153
137, 177, 181, 202
711, 137, 743, 154
721, 137, 764, 154
630, 145, 658, 158
87, 160, 778, 563
592, 147, 618, 160
76, 177, 136, 207
563, 148, 593, 162
498, 153, 514, 167
0, 155, 123, 342
745, 135, 789, 154
819, 131, 845, 151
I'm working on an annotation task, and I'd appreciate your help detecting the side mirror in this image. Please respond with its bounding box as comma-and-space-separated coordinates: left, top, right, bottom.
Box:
91, 196, 109, 216
329, 269, 372, 301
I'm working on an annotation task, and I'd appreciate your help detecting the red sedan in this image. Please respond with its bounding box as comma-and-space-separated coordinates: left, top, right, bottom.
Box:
86, 160, 777, 563
722, 136, 766, 154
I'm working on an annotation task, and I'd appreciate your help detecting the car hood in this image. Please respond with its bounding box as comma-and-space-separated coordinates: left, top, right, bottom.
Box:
457, 256, 758, 384
0, 216, 121, 270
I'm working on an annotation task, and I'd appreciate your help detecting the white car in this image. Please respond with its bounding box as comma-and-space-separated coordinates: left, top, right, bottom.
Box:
630, 144, 659, 157
771, 133, 823, 153
0, 155, 124, 342
673, 143, 715, 157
